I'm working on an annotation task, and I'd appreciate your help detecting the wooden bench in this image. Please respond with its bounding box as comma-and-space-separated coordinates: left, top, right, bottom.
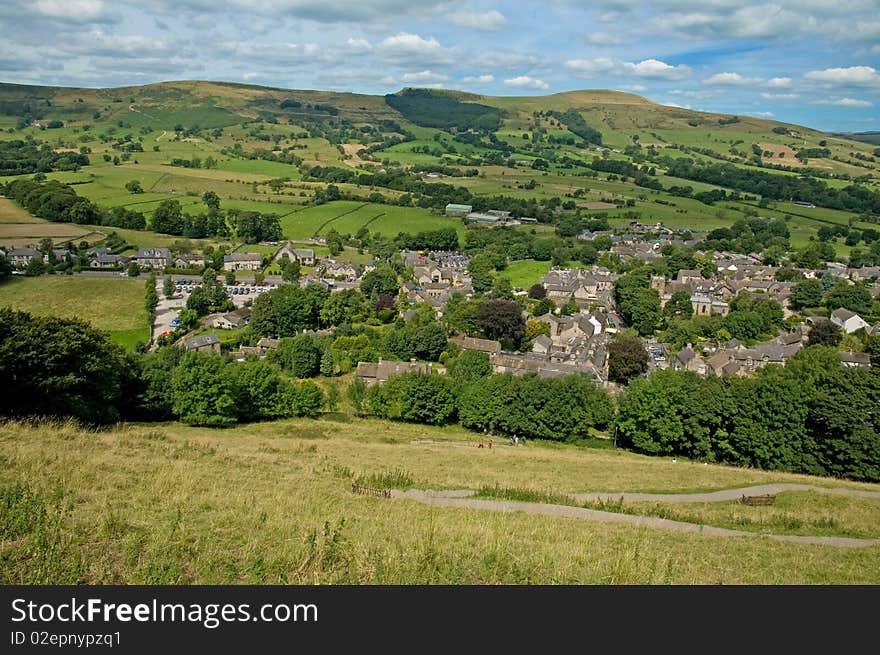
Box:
740, 494, 776, 506
351, 483, 391, 499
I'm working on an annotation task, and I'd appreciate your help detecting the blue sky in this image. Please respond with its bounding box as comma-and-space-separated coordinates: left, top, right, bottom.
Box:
0, 0, 878, 131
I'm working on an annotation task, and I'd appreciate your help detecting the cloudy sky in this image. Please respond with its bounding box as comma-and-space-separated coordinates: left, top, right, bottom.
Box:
1, 0, 878, 131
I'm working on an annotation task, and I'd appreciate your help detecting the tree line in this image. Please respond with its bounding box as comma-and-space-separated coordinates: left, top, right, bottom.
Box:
0, 139, 89, 175
0, 309, 324, 427
661, 157, 880, 214
3, 307, 877, 481
616, 350, 880, 482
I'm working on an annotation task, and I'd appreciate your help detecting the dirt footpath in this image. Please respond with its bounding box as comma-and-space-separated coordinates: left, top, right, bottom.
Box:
390, 486, 880, 549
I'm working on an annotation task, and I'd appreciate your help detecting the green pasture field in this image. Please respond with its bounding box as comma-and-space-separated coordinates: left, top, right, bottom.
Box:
278, 201, 464, 240
1, 416, 878, 584
214, 159, 302, 178
0, 276, 150, 349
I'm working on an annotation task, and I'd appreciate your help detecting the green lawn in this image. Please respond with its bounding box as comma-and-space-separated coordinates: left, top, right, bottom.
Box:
502, 260, 554, 288
0, 276, 151, 349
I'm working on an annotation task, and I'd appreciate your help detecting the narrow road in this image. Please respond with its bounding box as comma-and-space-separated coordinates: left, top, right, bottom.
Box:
389, 486, 880, 549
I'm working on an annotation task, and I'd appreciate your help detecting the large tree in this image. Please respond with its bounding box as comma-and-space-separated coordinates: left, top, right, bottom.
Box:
250, 284, 329, 337
151, 199, 185, 235
360, 266, 399, 298
608, 335, 649, 384
790, 279, 824, 311
476, 300, 525, 350
273, 334, 322, 378
616, 369, 723, 458
0, 309, 132, 423
663, 290, 694, 320
823, 282, 873, 315
447, 350, 492, 385
807, 319, 842, 347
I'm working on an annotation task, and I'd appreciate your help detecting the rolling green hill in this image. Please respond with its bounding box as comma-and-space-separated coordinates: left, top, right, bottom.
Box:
0, 80, 877, 255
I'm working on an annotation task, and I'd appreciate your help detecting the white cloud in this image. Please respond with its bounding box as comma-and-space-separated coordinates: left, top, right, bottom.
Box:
725, 4, 818, 39
565, 58, 617, 77
344, 38, 372, 54
704, 72, 761, 85
761, 92, 800, 100
504, 75, 549, 90
811, 97, 873, 107
400, 69, 448, 84
214, 40, 325, 64
566, 57, 687, 80
750, 111, 775, 117
462, 74, 494, 83
142, 0, 461, 24
67, 31, 177, 57
652, 4, 819, 40
766, 77, 792, 88
623, 59, 688, 79
451, 10, 506, 31
33, 0, 106, 21
805, 66, 880, 86
378, 32, 455, 64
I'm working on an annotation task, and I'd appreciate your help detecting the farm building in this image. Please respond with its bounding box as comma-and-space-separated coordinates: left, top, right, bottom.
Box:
466, 212, 502, 223
445, 203, 473, 217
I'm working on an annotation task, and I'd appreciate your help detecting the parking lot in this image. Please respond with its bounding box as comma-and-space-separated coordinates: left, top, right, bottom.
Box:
151, 278, 280, 346
171, 279, 278, 308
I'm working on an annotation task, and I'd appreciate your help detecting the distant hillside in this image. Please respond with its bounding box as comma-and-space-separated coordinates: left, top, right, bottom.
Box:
0, 80, 835, 140
833, 132, 880, 146
1, 79, 877, 258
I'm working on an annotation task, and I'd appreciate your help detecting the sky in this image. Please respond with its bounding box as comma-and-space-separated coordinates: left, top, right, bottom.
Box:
0, 0, 878, 132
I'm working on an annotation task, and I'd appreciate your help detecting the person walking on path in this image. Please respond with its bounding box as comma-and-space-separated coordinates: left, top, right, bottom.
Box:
488, 439, 493, 449
478, 439, 484, 448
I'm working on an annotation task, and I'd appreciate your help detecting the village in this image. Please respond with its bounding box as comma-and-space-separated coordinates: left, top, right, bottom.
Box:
8, 212, 861, 387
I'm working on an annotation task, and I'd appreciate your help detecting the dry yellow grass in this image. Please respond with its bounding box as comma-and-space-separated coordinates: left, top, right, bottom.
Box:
0, 222, 92, 247
0, 197, 43, 224
2, 417, 878, 584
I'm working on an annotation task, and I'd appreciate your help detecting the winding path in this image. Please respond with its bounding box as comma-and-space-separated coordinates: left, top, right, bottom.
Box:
389, 485, 880, 549
572, 483, 880, 504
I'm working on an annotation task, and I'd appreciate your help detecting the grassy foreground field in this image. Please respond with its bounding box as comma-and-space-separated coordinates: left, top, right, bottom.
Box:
0, 277, 150, 348
2, 417, 878, 584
